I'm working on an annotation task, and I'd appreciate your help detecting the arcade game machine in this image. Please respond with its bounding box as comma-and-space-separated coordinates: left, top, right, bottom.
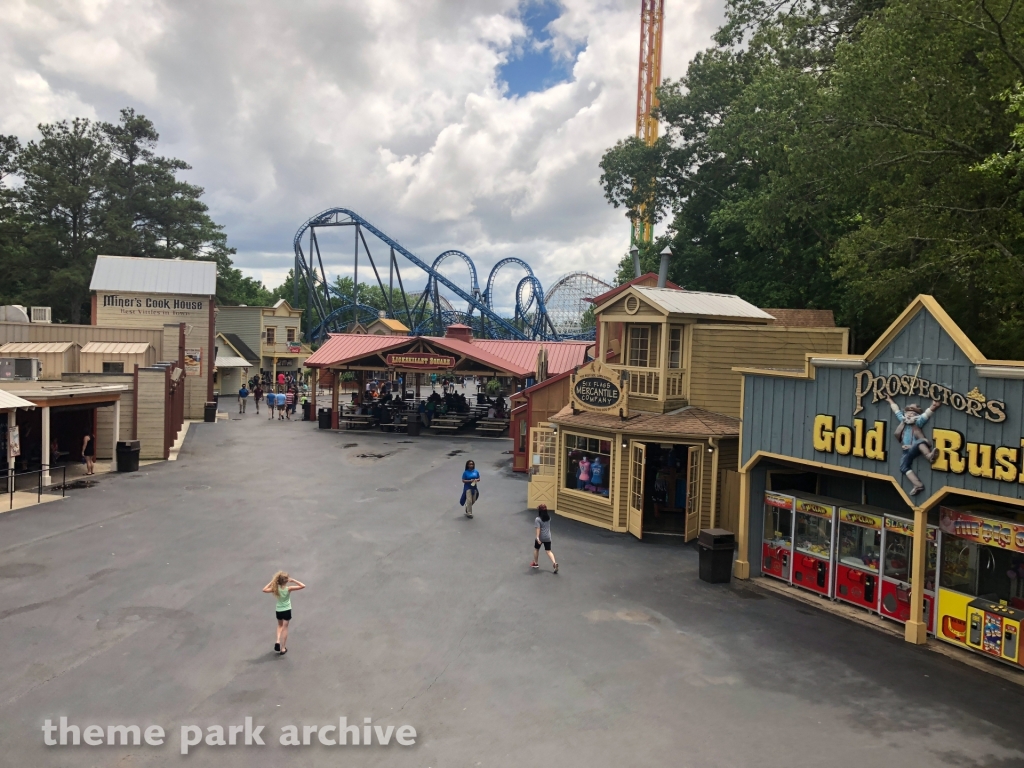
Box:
834, 505, 883, 611
937, 505, 1024, 667
879, 513, 938, 632
761, 492, 795, 582
791, 494, 838, 597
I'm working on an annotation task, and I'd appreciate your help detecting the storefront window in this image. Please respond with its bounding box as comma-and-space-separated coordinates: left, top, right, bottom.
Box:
838, 522, 880, 572
795, 511, 832, 559
564, 433, 611, 498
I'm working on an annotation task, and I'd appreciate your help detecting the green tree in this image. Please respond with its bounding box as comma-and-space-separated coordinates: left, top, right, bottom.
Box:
18, 118, 110, 323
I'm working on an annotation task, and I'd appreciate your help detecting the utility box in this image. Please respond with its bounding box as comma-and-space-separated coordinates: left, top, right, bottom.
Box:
0, 358, 43, 381
698, 528, 736, 584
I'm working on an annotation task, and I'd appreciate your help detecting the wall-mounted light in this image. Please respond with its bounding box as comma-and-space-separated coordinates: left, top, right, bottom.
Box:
707, 447, 713, 453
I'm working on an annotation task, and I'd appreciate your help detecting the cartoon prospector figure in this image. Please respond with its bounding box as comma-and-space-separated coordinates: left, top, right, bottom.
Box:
885, 394, 941, 496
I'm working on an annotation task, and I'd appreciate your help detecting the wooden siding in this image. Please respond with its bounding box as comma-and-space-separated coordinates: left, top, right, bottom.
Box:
216, 306, 263, 357
715, 438, 739, 527
690, 325, 846, 417
95, 292, 210, 420
81, 349, 155, 374
136, 368, 167, 459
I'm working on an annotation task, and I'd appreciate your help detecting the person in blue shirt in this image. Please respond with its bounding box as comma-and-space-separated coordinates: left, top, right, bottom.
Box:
460, 459, 480, 518
267, 391, 278, 420
238, 384, 249, 414
885, 394, 941, 496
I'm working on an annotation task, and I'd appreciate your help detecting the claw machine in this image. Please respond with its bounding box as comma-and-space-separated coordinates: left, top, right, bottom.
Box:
879, 513, 938, 633
936, 505, 1024, 666
834, 505, 883, 611
761, 492, 795, 582
791, 494, 838, 597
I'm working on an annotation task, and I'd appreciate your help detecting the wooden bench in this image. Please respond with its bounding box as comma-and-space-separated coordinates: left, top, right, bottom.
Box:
340, 415, 378, 430
430, 416, 469, 432
475, 418, 509, 436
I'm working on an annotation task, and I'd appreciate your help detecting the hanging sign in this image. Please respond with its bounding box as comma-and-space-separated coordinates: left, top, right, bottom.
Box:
939, 507, 1024, 553
569, 360, 628, 414
288, 344, 302, 353
386, 353, 456, 369
839, 508, 882, 529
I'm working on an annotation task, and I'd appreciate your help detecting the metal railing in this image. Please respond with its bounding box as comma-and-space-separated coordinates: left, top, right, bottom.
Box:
5, 466, 67, 510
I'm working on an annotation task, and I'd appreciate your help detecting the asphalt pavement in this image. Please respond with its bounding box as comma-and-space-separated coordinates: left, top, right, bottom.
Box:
1, 408, 1022, 767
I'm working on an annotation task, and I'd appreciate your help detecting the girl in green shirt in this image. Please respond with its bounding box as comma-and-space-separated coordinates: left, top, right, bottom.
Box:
262, 571, 306, 655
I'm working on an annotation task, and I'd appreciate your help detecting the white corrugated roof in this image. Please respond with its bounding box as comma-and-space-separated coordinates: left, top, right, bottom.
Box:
631, 287, 775, 321
0, 342, 76, 354
80, 342, 152, 355
90, 255, 217, 296
0, 389, 36, 410
215, 353, 251, 368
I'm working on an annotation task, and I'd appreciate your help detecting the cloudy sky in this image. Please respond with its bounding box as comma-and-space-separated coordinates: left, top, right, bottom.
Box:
1, 0, 725, 311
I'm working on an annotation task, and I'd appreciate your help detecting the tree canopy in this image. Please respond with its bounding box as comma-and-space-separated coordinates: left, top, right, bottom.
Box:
600, 0, 1024, 356
0, 109, 270, 323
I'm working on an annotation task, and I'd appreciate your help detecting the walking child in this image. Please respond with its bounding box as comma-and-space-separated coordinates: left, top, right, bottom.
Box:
531, 504, 558, 573
262, 571, 305, 655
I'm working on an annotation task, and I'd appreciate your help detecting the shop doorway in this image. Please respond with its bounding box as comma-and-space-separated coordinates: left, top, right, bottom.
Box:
628, 441, 702, 540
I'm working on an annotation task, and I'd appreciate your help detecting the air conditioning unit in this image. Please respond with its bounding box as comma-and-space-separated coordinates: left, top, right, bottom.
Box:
0, 358, 43, 381
30, 306, 52, 323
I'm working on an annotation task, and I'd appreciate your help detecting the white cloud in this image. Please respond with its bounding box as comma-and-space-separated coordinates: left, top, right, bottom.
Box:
2, 0, 726, 313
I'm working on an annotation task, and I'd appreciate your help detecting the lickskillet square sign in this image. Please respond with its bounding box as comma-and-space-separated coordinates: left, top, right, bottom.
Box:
740, 296, 1024, 504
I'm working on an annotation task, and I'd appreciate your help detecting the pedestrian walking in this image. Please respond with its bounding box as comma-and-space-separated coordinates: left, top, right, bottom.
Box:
531, 505, 558, 573
262, 571, 305, 655
253, 382, 263, 414
81, 432, 96, 475
267, 391, 277, 420
278, 392, 286, 420
460, 459, 480, 518
284, 388, 295, 420
238, 383, 249, 414
277, 372, 286, 390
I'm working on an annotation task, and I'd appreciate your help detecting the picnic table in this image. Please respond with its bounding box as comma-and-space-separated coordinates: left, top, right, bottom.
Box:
340, 414, 378, 430
475, 418, 509, 436
430, 415, 471, 432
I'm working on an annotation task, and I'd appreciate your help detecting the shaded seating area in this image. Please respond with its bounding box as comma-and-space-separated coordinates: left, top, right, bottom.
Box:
474, 417, 509, 436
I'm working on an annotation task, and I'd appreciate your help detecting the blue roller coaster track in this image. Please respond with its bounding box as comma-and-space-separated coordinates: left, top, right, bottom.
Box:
292, 208, 585, 344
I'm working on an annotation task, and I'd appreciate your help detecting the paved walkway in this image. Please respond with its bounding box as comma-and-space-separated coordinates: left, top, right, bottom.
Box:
0, 411, 1022, 767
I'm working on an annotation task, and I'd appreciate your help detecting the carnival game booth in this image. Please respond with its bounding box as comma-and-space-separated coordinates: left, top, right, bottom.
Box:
737, 294, 1024, 656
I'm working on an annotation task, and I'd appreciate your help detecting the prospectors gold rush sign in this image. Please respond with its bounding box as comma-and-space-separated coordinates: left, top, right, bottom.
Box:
570, 361, 627, 414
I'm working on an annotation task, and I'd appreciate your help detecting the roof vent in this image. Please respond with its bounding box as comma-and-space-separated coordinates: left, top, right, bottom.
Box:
445, 324, 473, 343
624, 296, 641, 314
31, 306, 52, 323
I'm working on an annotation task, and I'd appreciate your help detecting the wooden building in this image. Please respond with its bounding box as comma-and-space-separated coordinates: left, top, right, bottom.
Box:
531, 285, 847, 540
79, 341, 156, 374
90, 255, 216, 420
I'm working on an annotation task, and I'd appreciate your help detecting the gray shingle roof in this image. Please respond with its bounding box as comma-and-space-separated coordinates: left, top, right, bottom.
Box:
90, 256, 217, 296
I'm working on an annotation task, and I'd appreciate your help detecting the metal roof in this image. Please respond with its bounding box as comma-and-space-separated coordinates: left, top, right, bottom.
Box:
0, 389, 36, 410
90, 255, 217, 296
218, 333, 260, 364
304, 334, 410, 367
80, 342, 152, 355
630, 287, 775, 321
423, 336, 533, 376
550, 403, 740, 437
587, 273, 681, 305
369, 318, 410, 333
215, 352, 251, 368
0, 341, 77, 354
470, 340, 590, 376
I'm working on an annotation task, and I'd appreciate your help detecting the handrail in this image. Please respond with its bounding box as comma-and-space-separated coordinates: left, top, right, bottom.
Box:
6, 465, 67, 510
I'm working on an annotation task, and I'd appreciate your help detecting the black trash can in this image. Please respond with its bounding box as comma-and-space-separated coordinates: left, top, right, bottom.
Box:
204, 401, 217, 422
698, 528, 736, 584
302, 401, 312, 421
318, 407, 332, 429
406, 417, 421, 437
116, 440, 141, 473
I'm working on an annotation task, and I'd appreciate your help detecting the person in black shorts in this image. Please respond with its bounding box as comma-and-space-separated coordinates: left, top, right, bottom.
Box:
262, 571, 305, 655
82, 432, 96, 475
531, 505, 558, 573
